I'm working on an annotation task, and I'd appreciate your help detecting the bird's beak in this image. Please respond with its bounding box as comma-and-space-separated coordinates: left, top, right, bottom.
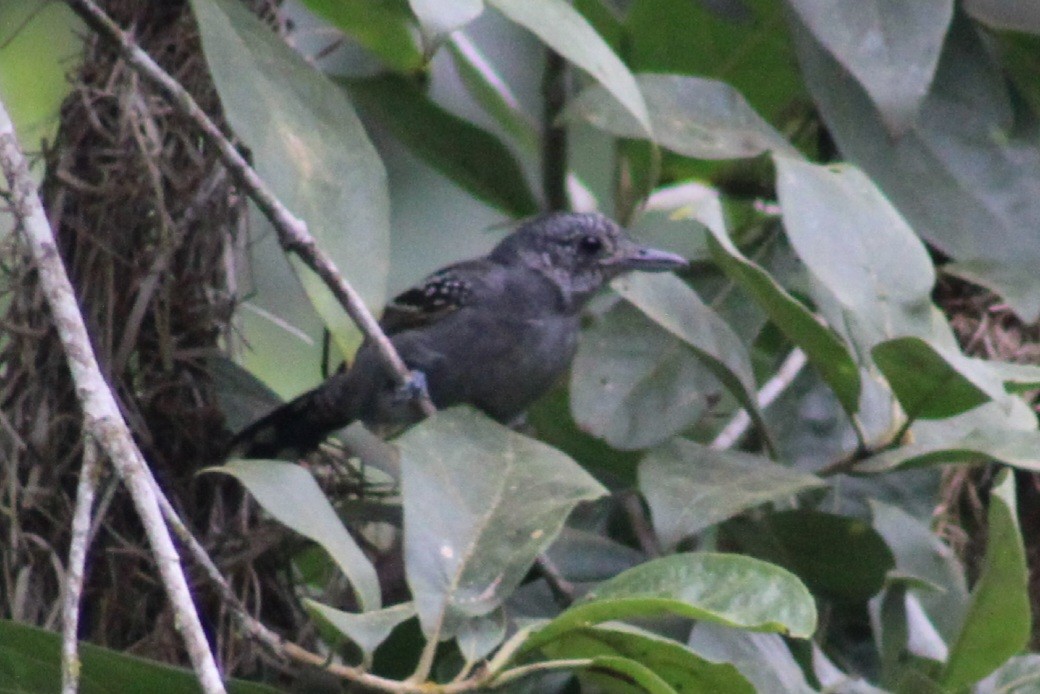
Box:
608, 240, 689, 272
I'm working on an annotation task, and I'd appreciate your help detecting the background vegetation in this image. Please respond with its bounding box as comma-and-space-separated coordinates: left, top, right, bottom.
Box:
3, 0, 1040, 691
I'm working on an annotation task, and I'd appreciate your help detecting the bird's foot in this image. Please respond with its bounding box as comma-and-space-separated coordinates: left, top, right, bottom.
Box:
394, 369, 430, 405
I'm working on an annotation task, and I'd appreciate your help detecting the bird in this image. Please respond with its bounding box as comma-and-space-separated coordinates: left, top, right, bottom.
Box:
229, 212, 687, 458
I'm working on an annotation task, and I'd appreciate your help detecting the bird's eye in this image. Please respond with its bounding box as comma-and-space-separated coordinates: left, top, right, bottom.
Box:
578, 235, 604, 254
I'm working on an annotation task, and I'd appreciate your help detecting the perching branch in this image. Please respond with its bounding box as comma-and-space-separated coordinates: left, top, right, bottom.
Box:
63, 0, 434, 417
0, 101, 226, 694
541, 48, 568, 212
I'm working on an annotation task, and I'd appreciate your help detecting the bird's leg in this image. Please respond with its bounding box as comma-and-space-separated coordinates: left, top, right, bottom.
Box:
394, 369, 431, 406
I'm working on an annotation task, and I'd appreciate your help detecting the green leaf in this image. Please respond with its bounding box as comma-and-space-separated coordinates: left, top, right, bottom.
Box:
965, 0, 1040, 33
870, 501, 968, 643
0, 618, 280, 694
581, 656, 677, 694
397, 407, 607, 638
570, 300, 718, 450
488, 0, 651, 134
408, 0, 483, 39
447, 32, 539, 153
856, 428, 1040, 474
521, 552, 817, 654
774, 156, 936, 349
563, 73, 799, 160
191, 0, 392, 357
706, 220, 860, 415
613, 272, 776, 456
687, 624, 816, 694
639, 439, 824, 549
871, 337, 1005, 421
207, 460, 381, 611
941, 469, 1030, 690
305, 600, 415, 655
348, 74, 537, 218
540, 625, 754, 694
732, 510, 894, 603
626, 0, 805, 123
787, 0, 953, 133
297, 0, 423, 72
976, 655, 1040, 693
791, 11, 1040, 322
457, 609, 507, 664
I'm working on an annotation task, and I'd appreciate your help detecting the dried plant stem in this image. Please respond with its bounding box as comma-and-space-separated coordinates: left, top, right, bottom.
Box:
61, 439, 101, 694
63, 0, 434, 417
0, 101, 226, 694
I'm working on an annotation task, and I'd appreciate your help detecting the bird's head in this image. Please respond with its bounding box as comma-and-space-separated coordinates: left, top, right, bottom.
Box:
489, 212, 688, 309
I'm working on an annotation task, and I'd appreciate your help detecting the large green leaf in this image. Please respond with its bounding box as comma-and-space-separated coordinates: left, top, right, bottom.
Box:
774, 156, 936, 350
570, 300, 718, 450
786, 0, 953, 133
626, 0, 805, 123
540, 624, 754, 694
732, 510, 895, 603
348, 75, 537, 217
639, 439, 824, 549
706, 220, 860, 415
488, 0, 650, 134
191, 0, 391, 357
562, 74, 798, 159
613, 272, 775, 456
297, 0, 423, 72
687, 623, 816, 694
942, 469, 1030, 690
0, 619, 279, 694
520, 552, 817, 653
791, 10, 1040, 322
397, 408, 607, 638
871, 337, 1006, 421
208, 460, 381, 611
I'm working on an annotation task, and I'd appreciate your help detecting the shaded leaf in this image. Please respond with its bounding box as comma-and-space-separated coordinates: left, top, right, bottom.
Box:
614, 272, 775, 456
457, 609, 507, 664
305, 600, 415, 655
521, 552, 817, 654
208, 460, 381, 611
965, 0, 1040, 33
855, 428, 1040, 474
397, 408, 606, 638
447, 32, 539, 153
570, 300, 718, 450
787, 0, 952, 133
298, 0, 423, 72
563, 73, 798, 159
192, 0, 391, 356
545, 527, 644, 583
774, 156, 936, 349
941, 469, 1030, 690
348, 74, 538, 217
791, 11, 1040, 321
871, 337, 1004, 421
706, 220, 860, 415
639, 439, 824, 549
732, 510, 894, 603
488, 0, 650, 133
976, 655, 1040, 694
408, 0, 483, 39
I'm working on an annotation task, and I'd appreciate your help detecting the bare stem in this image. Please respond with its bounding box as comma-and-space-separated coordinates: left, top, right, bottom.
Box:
62, 0, 434, 417
541, 48, 567, 211
0, 100, 226, 694
61, 438, 101, 694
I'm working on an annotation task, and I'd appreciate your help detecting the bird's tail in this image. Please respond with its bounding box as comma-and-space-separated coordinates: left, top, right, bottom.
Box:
226, 373, 357, 459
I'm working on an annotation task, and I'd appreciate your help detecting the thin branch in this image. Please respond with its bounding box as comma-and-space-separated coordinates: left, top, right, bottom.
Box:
710, 348, 808, 451
63, 0, 434, 417
0, 101, 226, 694
541, 48, 567, 211
62, 438, 101, 694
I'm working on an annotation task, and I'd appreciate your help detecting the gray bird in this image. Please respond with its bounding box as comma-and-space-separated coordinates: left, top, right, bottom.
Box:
230, 212, 687, 458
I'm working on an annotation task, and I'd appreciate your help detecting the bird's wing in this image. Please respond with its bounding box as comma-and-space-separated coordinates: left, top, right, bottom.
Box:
379, 261, 483, 335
